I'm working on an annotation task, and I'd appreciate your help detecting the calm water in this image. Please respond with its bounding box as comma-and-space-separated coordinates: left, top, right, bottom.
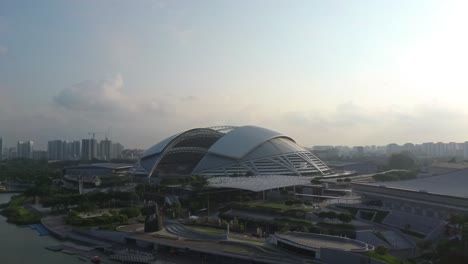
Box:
0, 193, 82, 264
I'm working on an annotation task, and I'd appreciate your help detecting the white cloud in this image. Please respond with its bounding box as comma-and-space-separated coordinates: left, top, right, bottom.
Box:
277, 101, 468, 146
54, 75, 132, 112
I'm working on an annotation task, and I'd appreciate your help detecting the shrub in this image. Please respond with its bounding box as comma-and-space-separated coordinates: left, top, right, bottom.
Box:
284, 200, 302, 206
375, 245, 388, 255
120, 207, 141, 218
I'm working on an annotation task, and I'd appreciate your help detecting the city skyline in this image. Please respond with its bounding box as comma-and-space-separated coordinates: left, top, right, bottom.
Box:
2, 1, 468, 148
4, 133, 468, 154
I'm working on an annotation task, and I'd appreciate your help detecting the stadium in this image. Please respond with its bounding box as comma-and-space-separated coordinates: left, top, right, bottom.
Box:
137, 126, 333, 179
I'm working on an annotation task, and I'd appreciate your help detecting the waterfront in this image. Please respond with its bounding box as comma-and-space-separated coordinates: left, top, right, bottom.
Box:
0, 193, 82, 264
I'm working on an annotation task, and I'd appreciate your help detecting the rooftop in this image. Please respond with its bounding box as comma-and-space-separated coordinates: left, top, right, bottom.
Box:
355, 168, 468, 199
274, 232, 370, 251
207, 175, 312, 192
429, 162, 468, 170
68, 163, 133, 170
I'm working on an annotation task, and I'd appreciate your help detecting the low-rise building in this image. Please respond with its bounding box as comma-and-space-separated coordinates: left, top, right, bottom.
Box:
352, 168, 468, 219
62, 163, 133, 193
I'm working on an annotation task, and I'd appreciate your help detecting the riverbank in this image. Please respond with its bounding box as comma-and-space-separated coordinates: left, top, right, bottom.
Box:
0, 194, 41, 224
0, 193, 83, 264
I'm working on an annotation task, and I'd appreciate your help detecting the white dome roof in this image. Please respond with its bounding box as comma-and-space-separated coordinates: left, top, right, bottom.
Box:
138, 125, 332, 177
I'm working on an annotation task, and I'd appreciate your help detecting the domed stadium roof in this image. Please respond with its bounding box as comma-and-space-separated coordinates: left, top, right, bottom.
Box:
138, 126, 332, 178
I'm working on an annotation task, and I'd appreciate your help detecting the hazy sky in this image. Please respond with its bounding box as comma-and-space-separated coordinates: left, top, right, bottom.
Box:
1, 0, 468, 149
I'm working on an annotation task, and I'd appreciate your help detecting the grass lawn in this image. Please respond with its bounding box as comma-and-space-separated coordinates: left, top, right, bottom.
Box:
274, 217, 314, 227
241, 200, 311, 212
221, 244, 253, 255
364, 251, 405, 264
187, 226, 226, 234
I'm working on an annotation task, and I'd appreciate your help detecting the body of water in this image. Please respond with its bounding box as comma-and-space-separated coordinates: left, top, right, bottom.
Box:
0, 193, 82, 264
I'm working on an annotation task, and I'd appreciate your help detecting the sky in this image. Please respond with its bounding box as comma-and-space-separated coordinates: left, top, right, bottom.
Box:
1, 0, 468, 149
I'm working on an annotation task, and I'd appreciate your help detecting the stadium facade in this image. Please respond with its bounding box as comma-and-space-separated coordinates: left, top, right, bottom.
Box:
137, 126, 333, 178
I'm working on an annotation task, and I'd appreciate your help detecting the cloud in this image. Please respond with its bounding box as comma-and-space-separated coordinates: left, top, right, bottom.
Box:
140, 99, 171, 116
54, 75, 130, 112
53, 74, 176, 122
180, 95, 198, 101
279, 101, 468, 146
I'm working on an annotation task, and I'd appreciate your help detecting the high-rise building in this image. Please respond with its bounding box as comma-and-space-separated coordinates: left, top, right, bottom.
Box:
33, 150, 47, 160
48, 140, 64, 160
111, 142, 124, 159
463, 142, 468, 160
0, 137, 3, 160
17, 141, 33, 159
386, 143, 401, 155
353, 146, 364, 157
62, 140, 70, 159
68, 140, 81, 160
7, 147, 16, 159
48, 140, 81, 160
81, 139, 97, 161
446, 142, 458, 156
99, 139, 112, 161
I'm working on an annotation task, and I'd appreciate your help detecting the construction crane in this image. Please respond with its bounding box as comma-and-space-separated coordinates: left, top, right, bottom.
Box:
88, 132, 107, 140
88, 127, 112, 140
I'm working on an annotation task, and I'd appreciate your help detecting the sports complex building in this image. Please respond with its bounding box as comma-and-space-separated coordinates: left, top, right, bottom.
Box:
62, 163, 132, 193
352, 168, 468, 220
137, 126, 333, 181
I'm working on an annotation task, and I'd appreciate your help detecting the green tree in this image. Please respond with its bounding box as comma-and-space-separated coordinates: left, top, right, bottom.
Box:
375, 245, 388, 255
326, 211, 337, 219
190, 176, 208, 190
119, 207, 141, 218
337, 213, 353, 224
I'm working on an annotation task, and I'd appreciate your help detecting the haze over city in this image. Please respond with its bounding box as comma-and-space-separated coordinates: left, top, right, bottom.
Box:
2, 0, 468, 149
4, 2, 468, 264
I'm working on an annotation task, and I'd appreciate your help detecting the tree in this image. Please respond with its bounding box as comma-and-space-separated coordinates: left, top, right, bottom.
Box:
343, 178, 351, 183
120, 207, 141, 218
336, 179, 343, 183
417, 240, 433, 251
325, 211, 337, 219
388, 153, 415, 169
318, 211, 328, 219
190, 176, 208, 190
337, 213, 353, 224
78, 199, 97, 212
375, 245, 388, 255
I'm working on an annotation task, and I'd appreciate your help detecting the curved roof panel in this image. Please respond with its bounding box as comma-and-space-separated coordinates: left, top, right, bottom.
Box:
139, 153, 160, 172
141, 133, 180, 159
207, 125, 294, 159
242, 137, 306, 160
